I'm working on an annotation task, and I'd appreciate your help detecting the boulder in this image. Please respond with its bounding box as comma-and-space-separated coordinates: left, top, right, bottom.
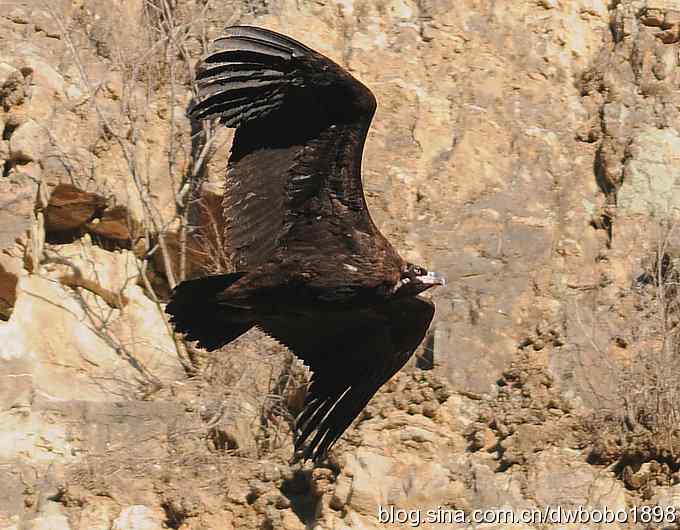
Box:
43, 184, 107, 235
26, 502, 71, 530
0, 261, 18, 320
86, 205, 140, 249
0, 173, 38, 250
8, 119, 50, 163
111, 506, 163, 530
0, 62, 25, 109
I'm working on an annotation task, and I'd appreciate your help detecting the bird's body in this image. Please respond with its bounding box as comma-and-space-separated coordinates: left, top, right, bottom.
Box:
166, 26, 444, 462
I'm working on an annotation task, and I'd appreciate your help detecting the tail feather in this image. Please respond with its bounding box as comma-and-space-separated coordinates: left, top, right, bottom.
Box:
165, 273, 254, 351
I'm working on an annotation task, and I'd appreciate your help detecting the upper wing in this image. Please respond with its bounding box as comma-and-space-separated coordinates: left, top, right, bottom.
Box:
259, 296, 435, 462
190, 26, 379, 270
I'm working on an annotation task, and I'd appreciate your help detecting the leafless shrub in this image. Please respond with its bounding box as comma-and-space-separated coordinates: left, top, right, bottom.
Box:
623, 222, 680, 448
257, 354, 309, 457
585, 221, 680, 481
39, 1, 228, 376
37, 2, 308, 459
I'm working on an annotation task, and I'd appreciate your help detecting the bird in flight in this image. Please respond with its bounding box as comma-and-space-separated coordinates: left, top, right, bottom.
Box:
166, 26, 445, 463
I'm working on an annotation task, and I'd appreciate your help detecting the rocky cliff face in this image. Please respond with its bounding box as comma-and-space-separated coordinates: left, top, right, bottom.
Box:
2, 0, 680, 529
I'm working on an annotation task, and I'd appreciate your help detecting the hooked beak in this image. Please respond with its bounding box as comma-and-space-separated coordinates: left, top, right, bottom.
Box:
420, 271, 446, 287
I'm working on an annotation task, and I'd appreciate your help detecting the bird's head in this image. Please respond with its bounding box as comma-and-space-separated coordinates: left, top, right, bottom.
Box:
393, 263, 446, 297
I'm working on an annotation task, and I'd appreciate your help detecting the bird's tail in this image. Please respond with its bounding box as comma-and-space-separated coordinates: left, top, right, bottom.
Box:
165, 272, 255, 351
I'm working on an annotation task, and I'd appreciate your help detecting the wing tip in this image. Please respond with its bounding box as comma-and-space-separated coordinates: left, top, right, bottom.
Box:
189, 26, 302, 125
220, 25, 314, 56
189, 25, 376, 127
291, 437, 333, 465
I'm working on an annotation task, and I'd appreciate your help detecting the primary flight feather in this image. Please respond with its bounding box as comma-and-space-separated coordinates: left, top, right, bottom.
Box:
166, 26, 445, 462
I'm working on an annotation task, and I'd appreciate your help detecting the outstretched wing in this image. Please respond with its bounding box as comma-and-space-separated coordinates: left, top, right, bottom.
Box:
190, 26, 379, 270
259, 296, 435, 462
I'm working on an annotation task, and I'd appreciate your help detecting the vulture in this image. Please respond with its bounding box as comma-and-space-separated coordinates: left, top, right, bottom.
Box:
166, 26, 445, 462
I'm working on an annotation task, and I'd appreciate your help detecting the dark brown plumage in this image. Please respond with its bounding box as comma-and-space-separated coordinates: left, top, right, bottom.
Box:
166, 26, 444, 462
